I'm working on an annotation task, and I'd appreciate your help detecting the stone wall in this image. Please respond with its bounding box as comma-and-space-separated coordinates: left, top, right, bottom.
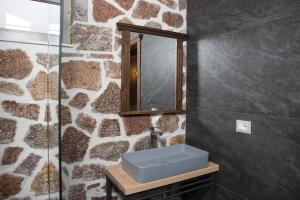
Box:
0, 0, 187, 199
0, 42, 60, 199
61, 0, 187, 199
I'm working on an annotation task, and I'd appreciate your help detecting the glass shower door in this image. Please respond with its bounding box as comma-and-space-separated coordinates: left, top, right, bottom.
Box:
0, 0, 61, 199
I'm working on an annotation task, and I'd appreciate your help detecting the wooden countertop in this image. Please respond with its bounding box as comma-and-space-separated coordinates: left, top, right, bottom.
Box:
105, 162, 219, 195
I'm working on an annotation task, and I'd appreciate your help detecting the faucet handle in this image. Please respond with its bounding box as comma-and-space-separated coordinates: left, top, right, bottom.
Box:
149, 127, 164, 148
149, 127, 164, 136
149, 126, 159, 130
149, 127, 163, 134
155, 131, 164, 136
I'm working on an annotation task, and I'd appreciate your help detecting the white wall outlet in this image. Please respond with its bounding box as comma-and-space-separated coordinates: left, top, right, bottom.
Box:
236, 120, 251, 134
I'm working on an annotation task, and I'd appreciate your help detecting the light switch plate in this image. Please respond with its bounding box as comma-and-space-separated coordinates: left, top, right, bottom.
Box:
236, 120, 251, 134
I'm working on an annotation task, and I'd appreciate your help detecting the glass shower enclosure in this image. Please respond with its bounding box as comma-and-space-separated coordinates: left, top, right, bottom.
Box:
1, 0, 110, 199
1, 0, 136, 199
0, 0, 61, 199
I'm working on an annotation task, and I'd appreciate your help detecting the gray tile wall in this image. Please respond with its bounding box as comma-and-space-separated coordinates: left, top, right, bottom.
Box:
186, 0, 300, 199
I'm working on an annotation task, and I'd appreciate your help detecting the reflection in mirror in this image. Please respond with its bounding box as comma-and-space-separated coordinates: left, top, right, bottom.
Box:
129, 33, 177, 112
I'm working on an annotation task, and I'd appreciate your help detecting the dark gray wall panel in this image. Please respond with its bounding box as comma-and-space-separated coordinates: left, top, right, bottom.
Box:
186, 0, 300, 199
188, 0, 300, 37
187, 109, 300, 200
188, 14, 300, 118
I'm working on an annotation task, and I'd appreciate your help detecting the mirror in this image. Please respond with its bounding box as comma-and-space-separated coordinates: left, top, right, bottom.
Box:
117, 23, 187, 115
130, 33, 176, 111
118, 23, 188, 115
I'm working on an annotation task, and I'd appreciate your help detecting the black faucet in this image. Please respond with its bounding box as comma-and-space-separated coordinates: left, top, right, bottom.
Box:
150, 127, 164, 148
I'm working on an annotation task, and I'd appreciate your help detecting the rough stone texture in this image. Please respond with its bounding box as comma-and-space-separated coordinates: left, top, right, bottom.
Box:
0, 49, 33, 80
31, 162, 60, 196
0, 174, 24, 199
104, 61, 121, 79
61, 127, 90, 163
93, 0, 124, 22
91, 82, 121, 113
0, 117, 17, 144
1, 101, 40, 120
144, 21, 162, 29
69, 93, 90, 109
14, 153, 42, 176
28, 0, 186, 198
72, 164, 105, 180
75, 113, 96, 134
114, 36, 121, 51
62, 53, 85, 57
123, 116, 152, 136
156, 115, 179, 132
60, 105, 72, 126
36, 53, 58, 69
90, 141, 129, 161
179, 0, 186, 10
24, 124, 58, 149
44, 104, 51, 122
134, 136, 151, 151
158, 0, 177, 9
0, 81, 24, 96
68, 184, 86, 200
63, 166, 69, 176
88, 53, 113, 59
72, 0, 88, 22
62, 166, 69, 176
116, 0, 134, 10
2, 147, 23, 165
62, 60, 101, 90
27, 71, 69, 100
0, 3, 186, 200
98, 119, 120, 137
119, 17, 133, 24
71, 23, 112, 51
169, 134, 185, 145
87, 183, 100, 190
132, 0, 160, 19
116, 17, 134, 36
162, 12, 184, 28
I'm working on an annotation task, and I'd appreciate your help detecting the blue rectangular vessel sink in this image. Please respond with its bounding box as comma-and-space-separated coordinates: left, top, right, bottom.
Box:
121, 144, 209, 183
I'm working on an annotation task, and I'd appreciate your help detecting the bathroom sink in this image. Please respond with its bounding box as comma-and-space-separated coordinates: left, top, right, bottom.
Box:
121, 144, 209, 183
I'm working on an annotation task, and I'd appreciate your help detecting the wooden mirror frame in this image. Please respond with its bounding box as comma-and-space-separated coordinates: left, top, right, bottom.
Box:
117, 23, 188, 116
